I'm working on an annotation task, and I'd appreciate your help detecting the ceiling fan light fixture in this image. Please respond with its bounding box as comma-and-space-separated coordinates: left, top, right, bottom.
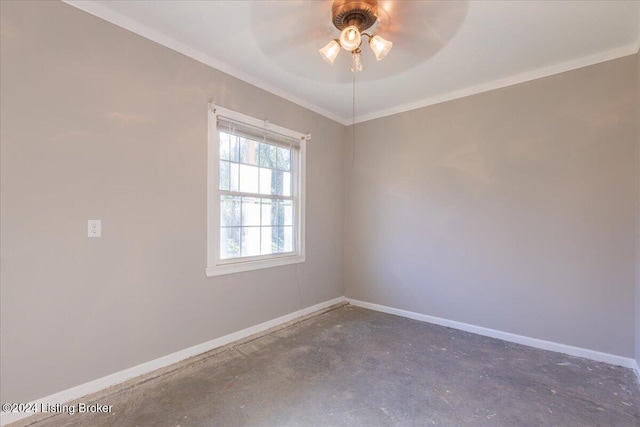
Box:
369, 35, 392, 61
319, 40, 341, 64
339, 25, 362, 51
319, 0, 390, 71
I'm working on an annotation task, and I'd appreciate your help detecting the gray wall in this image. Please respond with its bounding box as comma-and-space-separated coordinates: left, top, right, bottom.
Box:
0, 1, 345, 403
2, 0, 639, 408
345, 55, 639, 358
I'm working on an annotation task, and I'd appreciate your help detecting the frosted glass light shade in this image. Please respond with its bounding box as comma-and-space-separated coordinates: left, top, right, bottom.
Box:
369, 35, 393, 61
319, 40, 340, 64
339, 25, 362, 51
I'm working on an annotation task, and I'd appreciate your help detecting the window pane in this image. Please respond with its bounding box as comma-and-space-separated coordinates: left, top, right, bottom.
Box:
241, 197, 261, 226
271, 226, 282, 253
229, 135, 239, 162
282, 171, 291, 196
220, 227, 241, 259
219, 132, 230, 160
259, 168, 272, 195
239, 164, 259, 194
270, 170, 292, 196
282, 226, 293, 252
240, 137, 259, 166
261, 226, 275, 254
279, 200, 293, 226
241, 227, 261, 257
272, 226, 289, 253
261, 199, 277, 226
271, 170, 283, 196
277, 147, 291, 171
230, 162, 239, 192
259, 143, 276, 168
219, 161, 230, 191
220, 195, 241, 226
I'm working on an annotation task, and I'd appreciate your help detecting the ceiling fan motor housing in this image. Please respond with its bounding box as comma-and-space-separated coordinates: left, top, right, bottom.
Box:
332, 0, 378, 32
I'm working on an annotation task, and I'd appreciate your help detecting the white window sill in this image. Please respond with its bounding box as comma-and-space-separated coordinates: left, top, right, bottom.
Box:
206, 254, 305, 277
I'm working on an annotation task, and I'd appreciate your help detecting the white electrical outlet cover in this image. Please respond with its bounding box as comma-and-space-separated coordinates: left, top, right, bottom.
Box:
88, 220, 101, 237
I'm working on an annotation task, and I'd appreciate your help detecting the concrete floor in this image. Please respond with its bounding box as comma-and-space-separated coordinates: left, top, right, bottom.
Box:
13, 305, 640, 426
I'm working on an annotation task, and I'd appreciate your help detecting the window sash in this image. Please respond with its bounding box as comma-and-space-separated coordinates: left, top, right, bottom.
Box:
218, 132, 296, 197
218, 130, 299, 261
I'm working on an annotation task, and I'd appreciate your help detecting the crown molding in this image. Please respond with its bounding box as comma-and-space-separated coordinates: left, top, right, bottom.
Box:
354, 43, 640, 124
62, 0, 348, 125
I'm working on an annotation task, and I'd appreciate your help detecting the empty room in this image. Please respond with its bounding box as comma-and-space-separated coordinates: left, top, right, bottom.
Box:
1, 0, 639, 425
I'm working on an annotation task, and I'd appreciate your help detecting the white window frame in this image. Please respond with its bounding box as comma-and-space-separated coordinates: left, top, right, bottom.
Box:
206, 104, 308, 277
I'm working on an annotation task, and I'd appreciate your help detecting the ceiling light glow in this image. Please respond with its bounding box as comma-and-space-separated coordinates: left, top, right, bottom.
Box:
339, 26, 362, 51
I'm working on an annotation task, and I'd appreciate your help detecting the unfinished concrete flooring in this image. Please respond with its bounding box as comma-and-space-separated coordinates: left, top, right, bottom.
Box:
13, 305, 640, 426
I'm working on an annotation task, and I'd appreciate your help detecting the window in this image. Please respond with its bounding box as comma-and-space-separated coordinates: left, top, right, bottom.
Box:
206, 105, 308, 276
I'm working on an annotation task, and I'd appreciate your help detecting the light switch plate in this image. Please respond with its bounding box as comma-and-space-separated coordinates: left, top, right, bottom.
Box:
88, 220, 101, 237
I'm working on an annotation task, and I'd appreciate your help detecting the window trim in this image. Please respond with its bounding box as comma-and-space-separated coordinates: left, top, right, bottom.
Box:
206, 104, 308, 277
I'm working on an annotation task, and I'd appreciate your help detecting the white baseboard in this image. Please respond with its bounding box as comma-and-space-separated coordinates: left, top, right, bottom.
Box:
0, 296, 346, 426
347, 298, 638, 370
4, 296, 636, 426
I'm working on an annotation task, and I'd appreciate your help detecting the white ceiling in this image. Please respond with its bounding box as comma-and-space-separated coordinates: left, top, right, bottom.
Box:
66, 1, 640, 125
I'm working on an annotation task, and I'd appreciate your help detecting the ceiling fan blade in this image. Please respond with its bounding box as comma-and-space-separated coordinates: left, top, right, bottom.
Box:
250, 0, 469, 84
377, 1, 469, 56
